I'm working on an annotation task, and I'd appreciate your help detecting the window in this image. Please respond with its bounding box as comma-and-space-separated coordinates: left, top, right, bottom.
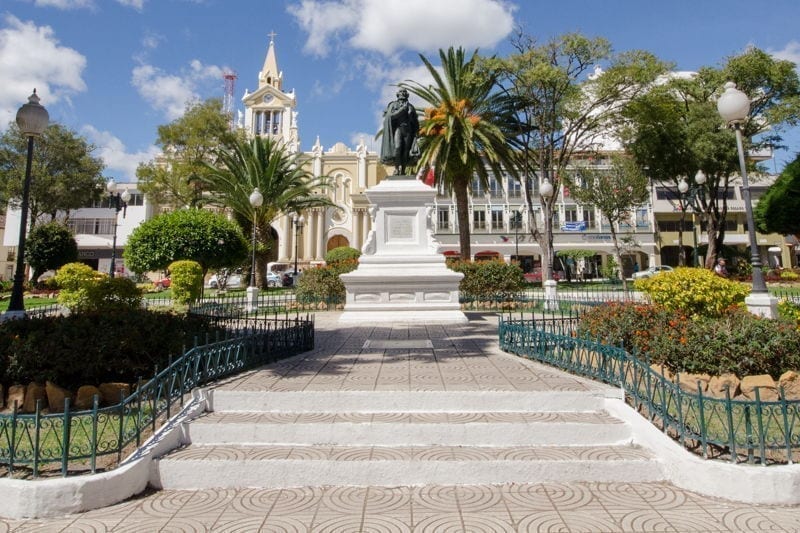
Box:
564, 207, 578, 223
473, 209, 486, 230
583, 209, 596, 229
489, 178, 503, 198
471, 177, 484, 197
510, 210, 523, 230
655, 187, 680, 200
507, 177, 521, 198
491, 208, 504, 230
551, 208, 559, 227
68, 218, 115, 235
437, 208, 450, 230
635, 208, 649, 228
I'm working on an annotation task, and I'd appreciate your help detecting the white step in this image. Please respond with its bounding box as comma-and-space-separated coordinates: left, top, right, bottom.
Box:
208, 390, 623, 413
186, 410, 632, 447
153, 443, 663, 489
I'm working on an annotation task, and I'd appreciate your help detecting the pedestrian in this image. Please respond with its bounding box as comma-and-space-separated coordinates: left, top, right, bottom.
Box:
714, 258, 729, 277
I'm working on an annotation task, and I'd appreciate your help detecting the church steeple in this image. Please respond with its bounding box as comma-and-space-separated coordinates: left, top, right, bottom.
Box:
259, 32, 282, 90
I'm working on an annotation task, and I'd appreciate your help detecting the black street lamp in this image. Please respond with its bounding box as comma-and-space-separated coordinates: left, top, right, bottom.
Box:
5, 90, 48, 318
717, 81, 777, 317
292, 213, 305, 284
106, 179, 130, 278
678, 170, 707, 267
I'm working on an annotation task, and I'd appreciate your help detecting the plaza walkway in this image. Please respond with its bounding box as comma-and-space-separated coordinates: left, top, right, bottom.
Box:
2, 312, 798, 532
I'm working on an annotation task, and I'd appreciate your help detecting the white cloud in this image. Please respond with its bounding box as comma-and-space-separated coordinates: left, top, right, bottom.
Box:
30, 0, 94, 9
131, 59, 224, 120
116, 0, 145, 10
0, 15, 87, 130
82, 125, 160, 182
288, 0, 514, 57
770, 41, 800, 69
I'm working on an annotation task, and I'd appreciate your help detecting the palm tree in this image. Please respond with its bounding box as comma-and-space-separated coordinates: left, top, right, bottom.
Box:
196, 136, 336, 286
402, 47, 520, 260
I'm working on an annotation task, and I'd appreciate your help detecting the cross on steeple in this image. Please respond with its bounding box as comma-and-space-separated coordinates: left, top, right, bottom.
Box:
268, 30, 277, 43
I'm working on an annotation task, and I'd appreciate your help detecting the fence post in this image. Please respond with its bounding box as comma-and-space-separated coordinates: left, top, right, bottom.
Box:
117, 390, 125, 464
724, 385, 737, 463
754, 387, 766, 466
61, 397, 71, 477
33, 400, 41, 478
91, 394, 99, 474
675, 372, 685, 447
697, 381, 708, 459
779, 386, 793, 464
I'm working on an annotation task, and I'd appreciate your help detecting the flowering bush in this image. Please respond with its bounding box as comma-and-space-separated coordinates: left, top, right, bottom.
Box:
634, 267, 748, 318
778, 299, 800, 329
577, 302, 800, 378
780, 270, 800, 282
449, 259, 525, 298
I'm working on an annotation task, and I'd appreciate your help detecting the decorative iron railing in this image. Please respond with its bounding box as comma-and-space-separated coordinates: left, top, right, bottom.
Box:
499, 315, 800, 465
0, 314, 314, 478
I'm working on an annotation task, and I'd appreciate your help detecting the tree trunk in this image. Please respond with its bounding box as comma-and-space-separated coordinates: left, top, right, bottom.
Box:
454, 180, 472, 260
678, 209, 687, 267
608, 223, 628, 291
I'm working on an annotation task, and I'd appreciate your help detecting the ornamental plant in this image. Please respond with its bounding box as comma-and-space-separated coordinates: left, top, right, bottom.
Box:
449, 259, 525, 298
55, 262, 105, 310
325, 246, 361, 265
168, 260, 203, 305
295, 259, 358, 305
634, 266, 749, 318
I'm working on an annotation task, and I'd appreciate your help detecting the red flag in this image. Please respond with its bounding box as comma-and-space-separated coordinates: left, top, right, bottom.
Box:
424, 167, 435, 186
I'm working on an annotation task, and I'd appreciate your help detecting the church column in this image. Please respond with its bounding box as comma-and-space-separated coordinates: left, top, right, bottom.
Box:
362, 209, 371, 241
316, 209, 326, 260
303, 210, 314, 263
353, 209, 362, 250
279, 214, 291, 262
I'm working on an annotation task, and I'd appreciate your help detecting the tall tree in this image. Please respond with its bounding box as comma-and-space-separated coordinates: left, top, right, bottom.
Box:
569, 155, 650, 289
24, 221, 78, 281
0, 122, 105, 225
401, 46, 521, 260
136, 98, 238, 208
485, 32, 666, 281
755, 152, 800, 238
196, 136, 336, 287
622, 47, 800, 268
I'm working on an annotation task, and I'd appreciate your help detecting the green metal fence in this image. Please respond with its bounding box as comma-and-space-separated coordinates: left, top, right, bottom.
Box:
0, 314, 314, 478
499, 315, 800, 465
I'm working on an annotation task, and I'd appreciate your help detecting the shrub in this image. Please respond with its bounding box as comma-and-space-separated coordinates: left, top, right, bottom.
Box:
577, 302, 800, 378
83, 277, 143, 311
634, 266, 749, 318
0, 309, 225, 391
169, 260, 203, 304
325, 246, 361, 265
778, 299, 800, 328
55, 262, 105, 310
780, 270, 799, 282
449, 259, 525, 298
295, 259, 357, 304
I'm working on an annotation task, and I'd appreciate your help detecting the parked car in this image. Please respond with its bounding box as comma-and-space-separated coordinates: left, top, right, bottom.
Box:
207, 273, 243, 289
632, 265, 674, 279
153, 277, 171, 290
523, 268, 562, 283
266, 271, 281, 287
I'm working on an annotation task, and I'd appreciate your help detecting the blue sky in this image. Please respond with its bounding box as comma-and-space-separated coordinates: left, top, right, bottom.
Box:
1, 0, 799, 182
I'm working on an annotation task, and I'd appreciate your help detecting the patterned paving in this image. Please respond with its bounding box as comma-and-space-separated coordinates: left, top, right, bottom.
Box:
4, 312, 799, 531
3, 482, 799, 532
217, 312, 608, 393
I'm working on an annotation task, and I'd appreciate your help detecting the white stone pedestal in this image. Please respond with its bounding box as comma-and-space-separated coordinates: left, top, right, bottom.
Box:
339, 176, 467, 324
745, 292, 779, 318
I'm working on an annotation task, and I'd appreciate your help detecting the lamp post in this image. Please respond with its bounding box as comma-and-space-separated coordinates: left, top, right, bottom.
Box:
106, 179, 130, 278
246, 188, 263, 311
539, 178, 557, 310
678, 170, 707, 267
717, 81, 777, 317
292, 213, 305, 286
5, 90, 49, 318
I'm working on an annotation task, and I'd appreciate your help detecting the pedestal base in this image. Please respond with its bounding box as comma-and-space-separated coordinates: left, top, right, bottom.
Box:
745, 292, 779, 319
245, 286, 259, 312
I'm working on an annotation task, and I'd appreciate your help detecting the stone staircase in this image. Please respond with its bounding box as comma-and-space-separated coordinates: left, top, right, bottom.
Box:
151, 390, 665, 489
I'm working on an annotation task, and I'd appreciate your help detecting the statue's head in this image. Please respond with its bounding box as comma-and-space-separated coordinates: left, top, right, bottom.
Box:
396, 88, 409, 100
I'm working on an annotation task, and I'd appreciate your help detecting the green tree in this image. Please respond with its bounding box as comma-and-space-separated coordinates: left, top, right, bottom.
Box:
569, 155, 650, 288
755, 152, 800, 237
0, 123, 105, 224
622, 47, 800, 269
402, 46, 521, 260
123, 209, 249, 275
485, 32, 666, 281
195, 136, 336, 287
24, 221, 78, 281
136, 99, 238, 208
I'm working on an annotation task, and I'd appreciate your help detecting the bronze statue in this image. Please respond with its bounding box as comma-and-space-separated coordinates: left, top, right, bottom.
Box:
380, 88, 419, 175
